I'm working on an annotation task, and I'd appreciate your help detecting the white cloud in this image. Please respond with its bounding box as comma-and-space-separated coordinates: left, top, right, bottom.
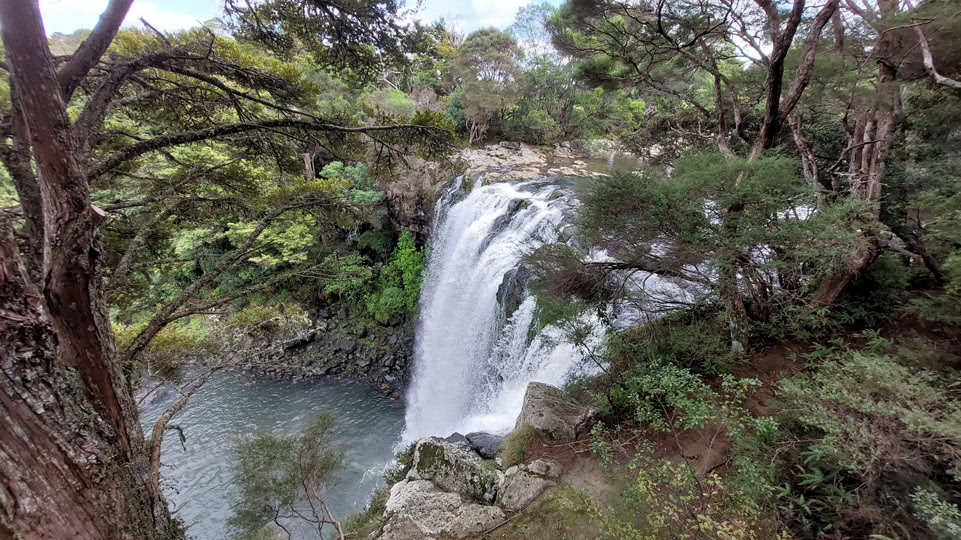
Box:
416, 0, 529, 33
126, 2, 207, 31
39, 0, 216, 35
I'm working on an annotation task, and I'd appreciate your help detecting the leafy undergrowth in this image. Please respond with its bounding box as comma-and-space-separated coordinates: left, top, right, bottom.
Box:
485, 309, 961, 540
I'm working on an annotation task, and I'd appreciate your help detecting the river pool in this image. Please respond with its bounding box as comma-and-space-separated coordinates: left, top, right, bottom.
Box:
139, 371, 404, 540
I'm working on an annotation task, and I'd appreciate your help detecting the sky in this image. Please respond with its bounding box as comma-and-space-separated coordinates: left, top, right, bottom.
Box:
39, 0, 562, 36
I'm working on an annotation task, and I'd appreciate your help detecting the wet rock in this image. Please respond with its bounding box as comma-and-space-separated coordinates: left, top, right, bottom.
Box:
443, 432, 469, 445
465, 432, 505, 459
380, 479, 506, 540
499, 141, 522, 150
516, 382, 592, 442
496, 265, 531, 321
407, 438, 502, 503
553, 143, 574, 157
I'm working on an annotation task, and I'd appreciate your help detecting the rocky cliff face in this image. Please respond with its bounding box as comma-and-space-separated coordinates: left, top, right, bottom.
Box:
242, 307, 415, 399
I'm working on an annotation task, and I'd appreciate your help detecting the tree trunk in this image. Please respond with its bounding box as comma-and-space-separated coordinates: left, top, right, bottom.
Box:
0, 222, 178, 540
0, 1, 180, 538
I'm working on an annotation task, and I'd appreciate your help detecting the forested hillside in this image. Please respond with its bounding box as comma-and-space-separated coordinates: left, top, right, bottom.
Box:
1, 0, 960, 539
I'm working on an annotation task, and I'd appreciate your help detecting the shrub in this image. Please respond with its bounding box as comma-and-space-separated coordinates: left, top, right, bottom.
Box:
357, 228, 394, 262
769, 336, 961, 537
592, 448, 786, 540
229, 412, 344, 540
911, 487, 961, 540
776, 343, 961, 482
342, 488, 389, 539
383, 442, 417, 485
114, 318, 217, 382
366, 230, 424, 323
598, 356, 761, 433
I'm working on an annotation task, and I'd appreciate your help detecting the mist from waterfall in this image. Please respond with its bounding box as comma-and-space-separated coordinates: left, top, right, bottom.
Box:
402, 177, 590, 441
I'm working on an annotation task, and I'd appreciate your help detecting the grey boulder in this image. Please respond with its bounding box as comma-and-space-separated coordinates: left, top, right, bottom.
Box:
380, 479, 506, 540
465, 432, 505, 459
515, 382, 591, 442
406, 438, 502, 503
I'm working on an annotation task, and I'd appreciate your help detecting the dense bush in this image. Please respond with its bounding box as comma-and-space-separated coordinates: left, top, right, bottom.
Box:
768, 335, 961, 538
366, 230, 425, 323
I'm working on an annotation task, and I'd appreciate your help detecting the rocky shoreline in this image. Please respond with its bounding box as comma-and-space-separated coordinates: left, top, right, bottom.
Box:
238, 306, 415, 400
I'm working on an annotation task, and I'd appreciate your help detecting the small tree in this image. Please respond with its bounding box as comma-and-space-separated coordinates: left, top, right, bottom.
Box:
453, 28, 524, 143
230, 412, 346, 540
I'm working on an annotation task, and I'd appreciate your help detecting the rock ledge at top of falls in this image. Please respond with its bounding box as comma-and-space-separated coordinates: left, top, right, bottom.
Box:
459, 141, 607, 182
516, 382, 593, 442
406, 438, 503, 503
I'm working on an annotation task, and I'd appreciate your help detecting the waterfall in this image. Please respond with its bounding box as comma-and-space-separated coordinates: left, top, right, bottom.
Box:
402, 177, 589, 441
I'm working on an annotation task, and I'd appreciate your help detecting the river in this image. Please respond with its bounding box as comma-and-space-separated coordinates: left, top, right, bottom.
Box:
139, 371, 404, 540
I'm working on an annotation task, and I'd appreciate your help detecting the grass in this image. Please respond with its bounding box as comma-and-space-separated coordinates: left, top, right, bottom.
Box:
498, 424, 536, 468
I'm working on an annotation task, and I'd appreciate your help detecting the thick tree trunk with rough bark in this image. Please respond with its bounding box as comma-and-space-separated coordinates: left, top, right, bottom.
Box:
0, 1, 181, 538
0, 221, 177, 540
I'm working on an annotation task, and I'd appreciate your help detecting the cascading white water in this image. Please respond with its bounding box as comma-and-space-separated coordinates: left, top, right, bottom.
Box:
402, 177, 588, 441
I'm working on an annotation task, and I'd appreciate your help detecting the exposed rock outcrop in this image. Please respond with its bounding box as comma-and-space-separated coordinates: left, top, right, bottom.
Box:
516, 382, 592, 442
374, 384, 591, 539
406, 438, 502, 503
242, 308, 414, 396
498, 470, 554, 512
498, 459, 561, 511
380, 479, 506, 540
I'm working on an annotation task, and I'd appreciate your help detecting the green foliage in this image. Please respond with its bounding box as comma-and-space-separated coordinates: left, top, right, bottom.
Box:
592, 448, 785, 540
342, 488, 389, 539
777, 341, 961, 482
361, 87, 416, 119
227, 216, 316, 268
114, 318, 217, 382
911, 487, 961, 540
0, 167, 17, 206
599, 354, 762, 434
499, 424, 536, 468
229, 412, 344, 540
607, 307, 734, 373
321, 253, 376, 303
225, 303, 309, 338
383, 442, 417, 485
454, 28, 524, 141
766, 336, 961, 537
366, 230, 424, 323
357, 228, 394, 261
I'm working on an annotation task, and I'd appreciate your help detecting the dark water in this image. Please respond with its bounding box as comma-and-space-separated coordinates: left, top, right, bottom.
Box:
139, 371, 405, 540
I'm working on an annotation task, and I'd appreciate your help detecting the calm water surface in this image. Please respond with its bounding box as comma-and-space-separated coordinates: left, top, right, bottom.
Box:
139, 371, 404, 540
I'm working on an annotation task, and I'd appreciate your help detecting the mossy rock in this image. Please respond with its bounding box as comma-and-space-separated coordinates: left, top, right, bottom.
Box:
407, 438, 502, 503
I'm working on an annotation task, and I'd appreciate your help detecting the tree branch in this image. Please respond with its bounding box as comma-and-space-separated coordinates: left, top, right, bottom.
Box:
913, 19, 961, 90
57, 0, 134, 101
149, 366, 221, 494
87, 118, 449, 180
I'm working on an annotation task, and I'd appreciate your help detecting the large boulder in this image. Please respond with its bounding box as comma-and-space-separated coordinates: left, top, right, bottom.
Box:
380, 479, 506, 540
515, 382, 591, 442
465, 432, 505, 459
406, 438, 502, 503
497, 470, 554, 512
496, 459, 561, 511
